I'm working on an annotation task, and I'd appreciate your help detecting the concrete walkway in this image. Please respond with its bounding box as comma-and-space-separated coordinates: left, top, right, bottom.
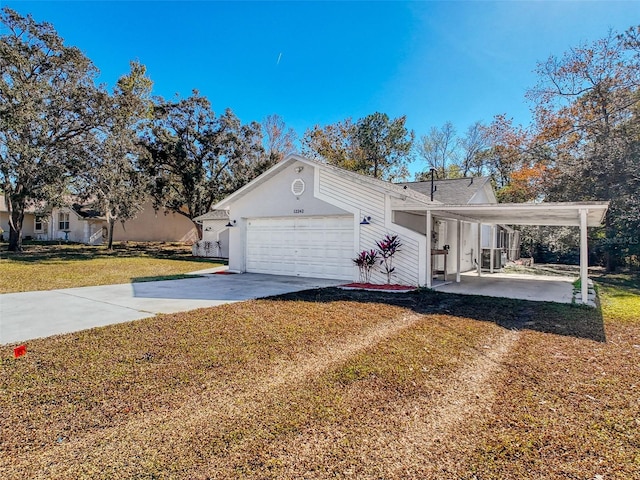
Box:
0, 273, 343, 345
433, 271, 576, 304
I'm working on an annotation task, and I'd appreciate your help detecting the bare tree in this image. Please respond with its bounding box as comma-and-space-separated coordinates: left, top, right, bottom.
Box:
457, 121, 489, 177
262, 114, 297, 163
416, 121, 457, 178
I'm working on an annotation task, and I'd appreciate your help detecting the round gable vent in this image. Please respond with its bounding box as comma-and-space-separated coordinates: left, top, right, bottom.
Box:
291, 178, 305, 196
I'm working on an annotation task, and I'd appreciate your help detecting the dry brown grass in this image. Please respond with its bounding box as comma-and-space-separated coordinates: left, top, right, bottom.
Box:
466, 279, 640, 479
0, 242, 220, 293
1, 277, 638, 479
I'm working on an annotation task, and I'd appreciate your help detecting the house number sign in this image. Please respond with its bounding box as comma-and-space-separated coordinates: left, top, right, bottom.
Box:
294, 209, 304, 214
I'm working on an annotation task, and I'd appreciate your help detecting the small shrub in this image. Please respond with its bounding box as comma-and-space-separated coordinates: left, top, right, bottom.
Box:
353, 249, 378, 283
376, 234, 402, 284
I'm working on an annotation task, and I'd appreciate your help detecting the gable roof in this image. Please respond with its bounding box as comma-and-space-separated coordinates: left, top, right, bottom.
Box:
71, 203, 104, 220
213, 154, 439, 210
396, 177, 494, 205
193, 209, 229, 222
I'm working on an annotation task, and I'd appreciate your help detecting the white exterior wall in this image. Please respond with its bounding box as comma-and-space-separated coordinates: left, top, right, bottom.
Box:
194, 219, 229, 257
226, 160, 349, 273
431, 218, 481, 274
440, 219, 456, 274
224, 161, 425, 285
0, 212, 37, 241
316, 168, 424, 286
391, 213, 481, 275
466, 222, 476, 271
48, 209, 104, 244
481, 224, 492, 248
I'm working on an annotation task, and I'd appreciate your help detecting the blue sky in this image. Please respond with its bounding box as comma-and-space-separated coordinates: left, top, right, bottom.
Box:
4, 1, 638, 158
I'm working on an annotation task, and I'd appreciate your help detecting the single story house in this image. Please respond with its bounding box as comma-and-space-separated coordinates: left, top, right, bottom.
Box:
204, 154, 608, 304
0, 196, 104, 244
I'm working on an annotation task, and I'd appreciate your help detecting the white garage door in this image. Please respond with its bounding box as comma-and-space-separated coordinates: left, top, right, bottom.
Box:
246, 216, 354, 280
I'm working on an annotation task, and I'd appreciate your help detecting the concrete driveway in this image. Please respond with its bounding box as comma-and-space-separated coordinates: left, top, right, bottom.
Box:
0, 273, 343, 345
433, 271, 577, 304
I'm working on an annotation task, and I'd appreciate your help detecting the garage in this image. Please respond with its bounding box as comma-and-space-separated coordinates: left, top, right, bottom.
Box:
246, 216, 354, 280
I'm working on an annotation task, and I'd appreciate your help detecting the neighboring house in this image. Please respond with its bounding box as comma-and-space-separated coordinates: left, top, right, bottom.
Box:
0, 197, 105, 244
205, 154, 607, 304
0, 195, 197, 245
112, 200, 198, 243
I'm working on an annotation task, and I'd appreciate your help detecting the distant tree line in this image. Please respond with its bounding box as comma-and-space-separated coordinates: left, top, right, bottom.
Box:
299, 27, 640, 270
1, 7, 638, 269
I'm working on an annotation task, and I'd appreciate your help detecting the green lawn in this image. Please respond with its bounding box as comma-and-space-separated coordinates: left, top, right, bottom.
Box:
0, 242, 222, 293
1, 273, 637, 479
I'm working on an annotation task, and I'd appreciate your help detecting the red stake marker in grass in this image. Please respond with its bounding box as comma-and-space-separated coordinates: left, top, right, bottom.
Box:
14, 345, 27, 358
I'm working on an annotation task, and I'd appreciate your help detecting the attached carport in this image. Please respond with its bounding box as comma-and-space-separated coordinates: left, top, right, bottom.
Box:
392, 201, 609, 304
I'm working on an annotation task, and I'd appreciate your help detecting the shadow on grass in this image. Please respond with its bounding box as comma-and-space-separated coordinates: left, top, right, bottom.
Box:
269, 287, 606, 343
0, 242, 228, 266
591, 272, 640, 294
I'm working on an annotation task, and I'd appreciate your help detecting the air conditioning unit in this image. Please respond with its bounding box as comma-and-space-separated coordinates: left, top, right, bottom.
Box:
481, 248, 503, 269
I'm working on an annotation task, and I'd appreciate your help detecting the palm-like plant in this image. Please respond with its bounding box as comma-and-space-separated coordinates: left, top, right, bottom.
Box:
353, 249, 378, 283
376, 234, 402, 284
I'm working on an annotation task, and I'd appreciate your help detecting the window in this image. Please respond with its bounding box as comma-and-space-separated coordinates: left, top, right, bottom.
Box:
35, 216, 44, 232
58, 212, 70, 231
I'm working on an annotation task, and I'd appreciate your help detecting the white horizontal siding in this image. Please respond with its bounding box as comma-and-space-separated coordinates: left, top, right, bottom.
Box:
318, 171, 385, 213
202, 220, 228, 242
318, 169, 422, 285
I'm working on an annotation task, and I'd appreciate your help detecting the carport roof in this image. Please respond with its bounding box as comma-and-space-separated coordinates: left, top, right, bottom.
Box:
394, 201, 609, 227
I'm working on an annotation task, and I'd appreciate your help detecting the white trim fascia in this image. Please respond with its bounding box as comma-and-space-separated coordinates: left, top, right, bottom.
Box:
213, 153, 440, 211
466, 177, 495, 204
425, 203, 608, 227
426, 201, 610, 210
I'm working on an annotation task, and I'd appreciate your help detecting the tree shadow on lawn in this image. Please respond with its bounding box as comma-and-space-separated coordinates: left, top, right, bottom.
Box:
1, 242, 226, 265
269, 287, 606, 343
592, 272, 640, 294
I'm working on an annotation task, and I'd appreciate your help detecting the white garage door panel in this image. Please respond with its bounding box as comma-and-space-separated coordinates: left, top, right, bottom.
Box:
246, 216, 354, 280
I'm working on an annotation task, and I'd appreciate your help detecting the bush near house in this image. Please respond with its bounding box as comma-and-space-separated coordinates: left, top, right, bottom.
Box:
352, 249, 378, 283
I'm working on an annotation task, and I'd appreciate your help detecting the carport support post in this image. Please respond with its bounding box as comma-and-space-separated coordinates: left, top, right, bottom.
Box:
490, 226, 496, 274
476, 222, 482, 277
426, 210, 432, 288
456, 219, 461, 283
580, 208, 588, 304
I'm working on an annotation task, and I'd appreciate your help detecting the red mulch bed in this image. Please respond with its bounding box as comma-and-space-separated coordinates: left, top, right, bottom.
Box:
214, 271, 236, 275
339, 283, 416, 292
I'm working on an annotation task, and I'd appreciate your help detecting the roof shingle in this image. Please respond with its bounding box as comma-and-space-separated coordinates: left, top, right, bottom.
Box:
396, 177, 491, 205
